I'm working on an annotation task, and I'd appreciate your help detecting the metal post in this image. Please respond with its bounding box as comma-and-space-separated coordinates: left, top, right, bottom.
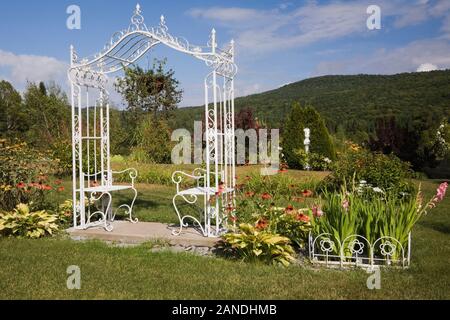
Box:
70, 45, 78, 229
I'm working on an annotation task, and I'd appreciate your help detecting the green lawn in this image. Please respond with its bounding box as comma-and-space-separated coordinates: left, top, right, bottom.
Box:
0, 170, 449, 299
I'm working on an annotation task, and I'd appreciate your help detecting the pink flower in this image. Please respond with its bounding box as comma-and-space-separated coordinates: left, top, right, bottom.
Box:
312, 206, 324, 218
342, 199, 349, 211
434, 182, 448, 202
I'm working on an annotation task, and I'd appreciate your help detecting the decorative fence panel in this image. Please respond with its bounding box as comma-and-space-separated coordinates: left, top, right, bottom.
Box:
309, 232, 411, 269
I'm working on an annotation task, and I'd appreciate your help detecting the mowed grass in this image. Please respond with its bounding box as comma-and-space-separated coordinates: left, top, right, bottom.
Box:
1, 169, 449, 299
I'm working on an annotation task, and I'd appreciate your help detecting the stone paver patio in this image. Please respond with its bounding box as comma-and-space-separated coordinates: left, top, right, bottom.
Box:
67, 222, 219, 247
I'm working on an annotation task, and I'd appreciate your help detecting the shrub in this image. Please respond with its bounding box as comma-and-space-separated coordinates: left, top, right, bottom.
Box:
50, 139, 73, 175
218, 224, 296, 267
0, 203, 59, 239
323, 146, 414, 195
56, 199, 74, 228
131, 114, 173, 164
294, 149, 332, 171
282, 102, 336, 169
0, 140, 59, 211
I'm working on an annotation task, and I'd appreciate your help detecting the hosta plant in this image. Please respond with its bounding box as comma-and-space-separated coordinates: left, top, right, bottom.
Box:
218, 223, 296, 267
0, 203, 59, 239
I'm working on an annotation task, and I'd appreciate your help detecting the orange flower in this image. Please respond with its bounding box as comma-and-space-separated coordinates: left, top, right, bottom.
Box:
17, 182, 26, 189
245, 191, 255, 198
261, 193, 272, 200
57, 186, 65, 192
302, 189, 313, 197
256, 218, 269, 230
285, 205, 294, 213
296, 213, 310, 223
225, 206, 235, 212
278, 169, 288, 173
42, 185, 52, 191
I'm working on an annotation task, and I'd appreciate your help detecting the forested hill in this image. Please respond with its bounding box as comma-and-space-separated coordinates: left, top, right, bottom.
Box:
171, 70, 450, 140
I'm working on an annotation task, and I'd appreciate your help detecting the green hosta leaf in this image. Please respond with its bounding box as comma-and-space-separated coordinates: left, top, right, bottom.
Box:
265, 236, 289, 245
253, 249, 263, 256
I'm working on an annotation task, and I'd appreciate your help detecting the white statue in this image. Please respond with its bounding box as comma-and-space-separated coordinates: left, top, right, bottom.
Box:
304, 128, 311, 170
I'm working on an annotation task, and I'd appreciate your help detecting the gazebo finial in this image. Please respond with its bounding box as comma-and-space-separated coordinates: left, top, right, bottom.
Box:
135, 3, 141, 14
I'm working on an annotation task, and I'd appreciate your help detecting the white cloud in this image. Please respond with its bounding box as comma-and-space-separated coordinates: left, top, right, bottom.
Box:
313, 39, 450, 76
417, 63, 439, 72
0, 50, 68, 90
189, 2, 368, 53
188, 0, 450, 55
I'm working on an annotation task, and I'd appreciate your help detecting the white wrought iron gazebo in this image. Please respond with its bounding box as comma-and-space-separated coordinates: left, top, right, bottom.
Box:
68, 4, 237, 236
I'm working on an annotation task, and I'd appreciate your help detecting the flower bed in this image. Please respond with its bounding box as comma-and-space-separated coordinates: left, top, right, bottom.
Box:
220, 168, 447, 269
308, 181, 448, 269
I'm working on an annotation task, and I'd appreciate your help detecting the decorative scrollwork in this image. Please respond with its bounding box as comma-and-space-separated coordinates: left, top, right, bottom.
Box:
320, 238, 335, 253
348, 239, 365, 255
380, 241, 396, 257
310, 233, 410, 269
69, 5, 237, 78
69, 68, 108, 89
129, 4, 147, 31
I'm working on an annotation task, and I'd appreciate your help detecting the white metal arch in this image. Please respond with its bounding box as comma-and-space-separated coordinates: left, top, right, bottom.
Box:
69, 4, 237, 236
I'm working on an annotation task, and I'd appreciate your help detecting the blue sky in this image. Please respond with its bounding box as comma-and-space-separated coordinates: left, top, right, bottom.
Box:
0, 0, 449, 107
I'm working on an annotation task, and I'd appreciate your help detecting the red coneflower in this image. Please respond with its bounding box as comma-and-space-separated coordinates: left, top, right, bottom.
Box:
17, 182, 26, 189
57, 186, 65, 192
225, 205, 235, 212
302, 189, 313, 197
42, 185, 53, 191
245, 176, 251, 181
296, 213, 310, 223
245, 191, 255, 198
261, 193, 272, 200
256, 218, 269, 230
285, 205, 294, 213
294, 197, 305, 203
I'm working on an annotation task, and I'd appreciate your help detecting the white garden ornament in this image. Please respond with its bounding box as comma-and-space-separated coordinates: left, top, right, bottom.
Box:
68, 4, 237, 236
304, 128, 311, 170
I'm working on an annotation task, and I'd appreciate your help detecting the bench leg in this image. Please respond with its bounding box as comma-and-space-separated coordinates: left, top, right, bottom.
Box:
172, 194, 207, 236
